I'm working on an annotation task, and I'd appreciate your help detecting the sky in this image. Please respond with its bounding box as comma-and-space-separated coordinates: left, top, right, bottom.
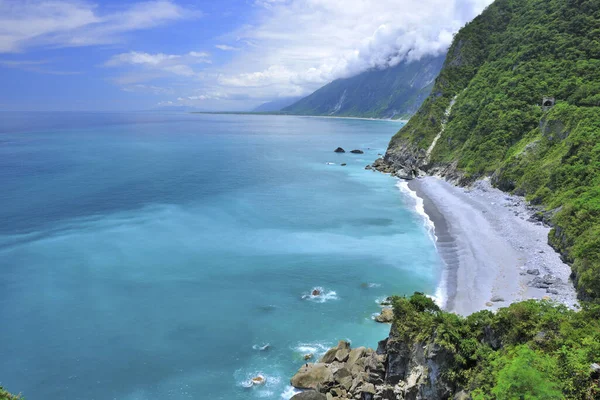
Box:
0, 0, 494, 111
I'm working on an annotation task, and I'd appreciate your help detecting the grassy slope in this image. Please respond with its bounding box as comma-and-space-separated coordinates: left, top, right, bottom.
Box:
389, 0, 600, 299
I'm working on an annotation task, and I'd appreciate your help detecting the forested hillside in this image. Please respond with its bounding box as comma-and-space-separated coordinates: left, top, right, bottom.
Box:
283, 55, 445, 119
382, 0, 600, 299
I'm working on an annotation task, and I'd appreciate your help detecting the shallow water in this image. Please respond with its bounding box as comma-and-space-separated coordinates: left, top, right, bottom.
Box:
0, 112, 441, 399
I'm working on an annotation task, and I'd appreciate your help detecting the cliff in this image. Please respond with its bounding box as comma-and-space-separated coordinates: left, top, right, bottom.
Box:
376, 0, 600, 300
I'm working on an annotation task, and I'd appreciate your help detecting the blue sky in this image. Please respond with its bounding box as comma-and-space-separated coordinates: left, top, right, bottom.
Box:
0, 0, 494, 111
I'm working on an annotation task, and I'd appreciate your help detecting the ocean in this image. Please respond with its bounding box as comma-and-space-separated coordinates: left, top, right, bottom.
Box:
0, 112, 441, 399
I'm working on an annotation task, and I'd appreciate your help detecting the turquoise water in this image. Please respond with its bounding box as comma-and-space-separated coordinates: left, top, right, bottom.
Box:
0, 113, 441, 400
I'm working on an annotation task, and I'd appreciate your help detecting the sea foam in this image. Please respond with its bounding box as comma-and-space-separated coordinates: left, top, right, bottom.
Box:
396, 180, 447, 310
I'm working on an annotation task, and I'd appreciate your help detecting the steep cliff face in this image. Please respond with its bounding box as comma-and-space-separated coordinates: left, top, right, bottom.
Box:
378, 0, 600, 300
283, 55, 445, 119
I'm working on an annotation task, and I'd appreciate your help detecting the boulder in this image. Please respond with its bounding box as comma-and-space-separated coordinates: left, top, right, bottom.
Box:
361, 383, 376, 400
490, 296, 504, 303
527, 269, 540, 276
347, 347, 367, 367
291, 363, 334, 390
341, 163, 347, 166
350, 149, 364, 154
375, 308, 394, 323
321, 341, 351, 363
334, 147, 346, 153
291, 391, 327, 400
305, 354, 314, 361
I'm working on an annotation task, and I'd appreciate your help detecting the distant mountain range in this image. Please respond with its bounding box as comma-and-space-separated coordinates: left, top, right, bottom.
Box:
281, 55, 445, 119
252, 97, 303, 112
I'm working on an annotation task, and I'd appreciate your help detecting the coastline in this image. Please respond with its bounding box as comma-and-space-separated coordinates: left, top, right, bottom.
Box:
406, 176, 578, 315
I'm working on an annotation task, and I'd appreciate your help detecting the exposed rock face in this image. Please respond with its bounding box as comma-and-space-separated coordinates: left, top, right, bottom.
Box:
335, 147, 346, 153
290, 335, 458, 400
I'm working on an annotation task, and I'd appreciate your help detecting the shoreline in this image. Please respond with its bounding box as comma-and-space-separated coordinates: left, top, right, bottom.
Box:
406, 176, 578, 315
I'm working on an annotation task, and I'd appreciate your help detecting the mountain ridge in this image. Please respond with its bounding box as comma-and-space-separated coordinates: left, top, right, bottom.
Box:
283, 55, 446, 119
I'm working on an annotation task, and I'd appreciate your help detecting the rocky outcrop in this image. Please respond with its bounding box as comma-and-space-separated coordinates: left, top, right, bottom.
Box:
335, 147, 346, 153
372, 141, 425, 180
290, 335, 459, 400
375, 308, 394, 323
350, 150, 365, 154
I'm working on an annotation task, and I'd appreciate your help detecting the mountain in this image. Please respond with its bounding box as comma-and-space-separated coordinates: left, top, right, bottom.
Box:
379, 0, 600, 300
252, 97, 303, 112
282, 55, 446, 119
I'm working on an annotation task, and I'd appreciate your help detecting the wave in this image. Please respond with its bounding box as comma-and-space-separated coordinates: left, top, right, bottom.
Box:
301, 286, 339, 303
252, 343, 271, 351
280, 386, 301, 399
396, 180, 446, 310
293, 341, 331, 359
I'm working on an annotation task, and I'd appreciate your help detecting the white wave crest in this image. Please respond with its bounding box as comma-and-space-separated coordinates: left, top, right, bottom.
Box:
281, 386, 301, 399
301, 287, 338, 303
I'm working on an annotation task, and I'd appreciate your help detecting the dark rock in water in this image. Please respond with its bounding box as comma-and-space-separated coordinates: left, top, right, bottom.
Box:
365, 165, 373, 170
291, 390, 327, 400
334, 147, 346, 153
350, 149, 364, 154
341, 163, 347, 166
312, 289, 322, 296
490, 296, 505, 302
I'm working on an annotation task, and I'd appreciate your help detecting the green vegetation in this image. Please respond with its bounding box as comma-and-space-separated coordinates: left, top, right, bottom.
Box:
283, 55, 445, 119
393, 293, 600, 399
0, 386, 21, 400
389, 0, 600, 299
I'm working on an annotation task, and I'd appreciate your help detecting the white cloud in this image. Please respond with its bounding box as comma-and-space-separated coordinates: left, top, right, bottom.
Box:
215, 44, 240, 51
0, 0, 199, 53
198, 0, 494, 105
105, 51, 211, 78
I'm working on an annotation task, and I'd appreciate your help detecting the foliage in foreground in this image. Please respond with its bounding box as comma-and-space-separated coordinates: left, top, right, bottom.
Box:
0, 386, 21, 400
393, 293, 600, 399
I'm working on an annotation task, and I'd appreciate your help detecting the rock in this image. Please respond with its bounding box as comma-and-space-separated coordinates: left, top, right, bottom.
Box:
379, 297, 393, 306
291, 391, 327, 400
530, 274, 562, 288
361, 383, 376, 400
305, 354, 314, 361
347, 347, 367, 367
350, 149, 364, 154
341, 163, 347, 166
454, 390, 472, 400
527, 269, 540, 276
486, 302, 493, 307
591, 363, 600, 378
375, 308, 394, 323
251, 375, 266, 385
546, 289, 559, 295
312, 289, 322, 296
365, 165, 373, 170
334, 147, 346, 153
490, 296, 504, 303
321, 341, 351, 363
291, 363, 334, 390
